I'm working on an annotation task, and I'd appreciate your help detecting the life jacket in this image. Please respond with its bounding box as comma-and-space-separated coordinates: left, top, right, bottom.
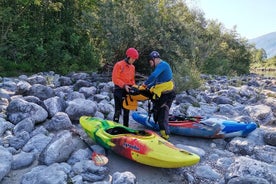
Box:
122, 85, 150, 110
150, 80, 174, 99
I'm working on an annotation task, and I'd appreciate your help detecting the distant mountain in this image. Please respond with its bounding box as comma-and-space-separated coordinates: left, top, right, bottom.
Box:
249, 32, 276, 58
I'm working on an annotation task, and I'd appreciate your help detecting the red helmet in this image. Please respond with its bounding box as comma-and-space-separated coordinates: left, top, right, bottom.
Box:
126, 48, 139, 59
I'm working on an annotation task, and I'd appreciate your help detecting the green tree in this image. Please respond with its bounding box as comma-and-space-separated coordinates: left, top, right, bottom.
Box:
0, 0, 258, 86
251, 48, 267, 63
199, 20, 251, 75
0, 0, 100, 76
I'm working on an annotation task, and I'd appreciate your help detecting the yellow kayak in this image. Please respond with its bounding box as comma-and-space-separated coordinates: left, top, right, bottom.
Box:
79, 116, 200, 168
80, 116, 200, 168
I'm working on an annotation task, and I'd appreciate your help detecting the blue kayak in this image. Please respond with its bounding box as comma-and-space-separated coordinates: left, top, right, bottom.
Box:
132, 112, 258, 138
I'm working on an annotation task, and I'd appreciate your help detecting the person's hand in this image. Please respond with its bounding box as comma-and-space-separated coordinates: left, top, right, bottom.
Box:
124, 85, 131, 93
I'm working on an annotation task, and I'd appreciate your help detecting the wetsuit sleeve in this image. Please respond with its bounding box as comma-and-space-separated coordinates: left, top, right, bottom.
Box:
144, 66, 163, 87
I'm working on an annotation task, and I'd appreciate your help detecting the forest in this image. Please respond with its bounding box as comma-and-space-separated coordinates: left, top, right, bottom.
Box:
0, 0, 268, 90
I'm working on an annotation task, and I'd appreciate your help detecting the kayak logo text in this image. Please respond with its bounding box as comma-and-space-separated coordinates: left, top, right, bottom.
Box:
123, 143, 140, 151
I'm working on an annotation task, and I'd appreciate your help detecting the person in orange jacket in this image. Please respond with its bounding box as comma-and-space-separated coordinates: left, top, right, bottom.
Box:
112, 48, 139, 127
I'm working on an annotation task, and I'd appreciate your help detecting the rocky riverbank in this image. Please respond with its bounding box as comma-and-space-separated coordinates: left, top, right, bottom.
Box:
0, 72, 275, 184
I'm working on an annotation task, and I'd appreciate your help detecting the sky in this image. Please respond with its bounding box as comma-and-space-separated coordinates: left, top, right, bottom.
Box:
186, 0, 276, 39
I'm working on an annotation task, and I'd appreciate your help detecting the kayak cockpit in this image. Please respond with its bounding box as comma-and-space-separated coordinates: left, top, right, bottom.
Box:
106, 127, 150, 136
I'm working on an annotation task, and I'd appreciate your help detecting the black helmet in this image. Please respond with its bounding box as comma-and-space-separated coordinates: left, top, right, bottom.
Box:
148, 51, 160, 61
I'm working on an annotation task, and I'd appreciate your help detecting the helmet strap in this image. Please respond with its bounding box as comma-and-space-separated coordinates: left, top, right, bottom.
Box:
153, 58, 156, 68
125, 57, 130, 64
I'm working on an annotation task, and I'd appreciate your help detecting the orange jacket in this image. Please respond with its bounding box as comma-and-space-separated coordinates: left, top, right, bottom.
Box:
112, 60, 135, 88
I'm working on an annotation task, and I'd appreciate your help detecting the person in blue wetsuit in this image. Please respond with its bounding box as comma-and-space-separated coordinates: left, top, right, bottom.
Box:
143, 51, 176, 140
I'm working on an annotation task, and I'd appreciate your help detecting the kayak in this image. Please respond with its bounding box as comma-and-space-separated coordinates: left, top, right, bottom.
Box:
79, 116, 200, 168
132, 112, 258, 138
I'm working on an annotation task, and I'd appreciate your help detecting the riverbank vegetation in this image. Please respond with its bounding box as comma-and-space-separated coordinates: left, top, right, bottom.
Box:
251, 56, 276, 71
0, 0, 273, 90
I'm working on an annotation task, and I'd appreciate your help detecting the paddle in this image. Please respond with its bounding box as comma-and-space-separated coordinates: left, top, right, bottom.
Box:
70, 128, 108, 166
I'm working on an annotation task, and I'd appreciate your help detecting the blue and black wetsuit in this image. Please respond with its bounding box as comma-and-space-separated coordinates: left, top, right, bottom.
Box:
145, 60, 176, 135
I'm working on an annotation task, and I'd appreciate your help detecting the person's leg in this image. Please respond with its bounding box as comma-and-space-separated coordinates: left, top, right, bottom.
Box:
113, 95, 122, 123
158, 104, 170, 134
123, 108, 130, 127
157, 92, 176, 140
153, 97, 168, 139
113, 88, 124, 123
